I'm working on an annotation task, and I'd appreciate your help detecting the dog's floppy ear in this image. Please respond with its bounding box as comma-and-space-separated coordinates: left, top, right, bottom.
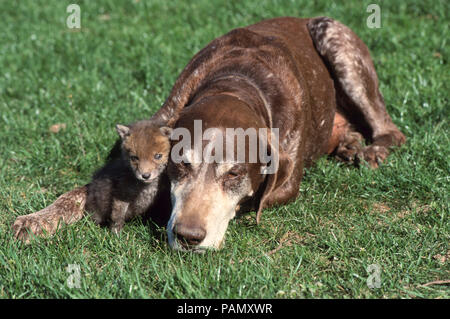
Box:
255, 133, 293, 224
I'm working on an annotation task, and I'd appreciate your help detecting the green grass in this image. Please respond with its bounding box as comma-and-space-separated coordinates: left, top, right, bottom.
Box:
0, 0, 448, 298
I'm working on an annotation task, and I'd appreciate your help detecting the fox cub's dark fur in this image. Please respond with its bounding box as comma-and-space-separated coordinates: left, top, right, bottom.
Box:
86, 120, 172, 233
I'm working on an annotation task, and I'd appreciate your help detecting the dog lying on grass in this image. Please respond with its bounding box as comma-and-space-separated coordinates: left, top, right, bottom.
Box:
12, 17, 405, 251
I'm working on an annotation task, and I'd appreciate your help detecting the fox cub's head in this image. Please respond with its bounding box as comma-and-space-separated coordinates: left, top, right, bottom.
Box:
116, 120, 172, 183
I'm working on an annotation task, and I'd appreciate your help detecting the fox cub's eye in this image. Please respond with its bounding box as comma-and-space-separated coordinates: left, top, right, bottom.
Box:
154, 153, 163, 160
130, 155, 139, 162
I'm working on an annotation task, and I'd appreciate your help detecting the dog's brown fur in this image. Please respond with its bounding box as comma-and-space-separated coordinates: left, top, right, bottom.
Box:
12, 17, 405, 247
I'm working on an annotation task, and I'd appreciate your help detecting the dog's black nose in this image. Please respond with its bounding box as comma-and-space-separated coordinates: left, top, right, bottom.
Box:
174, 223, 206, 247
142, 173, 151, 180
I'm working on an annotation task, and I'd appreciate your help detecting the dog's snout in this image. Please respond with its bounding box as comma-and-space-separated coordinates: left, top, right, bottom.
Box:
141, 173, 151, 180
174, 223, 206, 247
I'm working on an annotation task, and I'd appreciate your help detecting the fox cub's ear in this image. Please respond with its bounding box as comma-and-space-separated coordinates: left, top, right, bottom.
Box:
159, 126, 173, 138
116, 124, 130, 140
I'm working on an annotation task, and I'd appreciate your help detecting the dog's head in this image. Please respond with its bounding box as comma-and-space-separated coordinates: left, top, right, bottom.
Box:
166, 95, 291, 252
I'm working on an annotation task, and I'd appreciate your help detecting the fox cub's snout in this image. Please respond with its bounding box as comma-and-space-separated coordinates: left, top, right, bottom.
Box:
116, 121, 172, 183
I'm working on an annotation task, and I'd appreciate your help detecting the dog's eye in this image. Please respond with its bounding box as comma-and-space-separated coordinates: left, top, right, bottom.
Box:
130, 155, 139, 162
154, 153, 163, 160
181, 161, 191, 168
227, 171, 239, 178
225, 169, 241, 179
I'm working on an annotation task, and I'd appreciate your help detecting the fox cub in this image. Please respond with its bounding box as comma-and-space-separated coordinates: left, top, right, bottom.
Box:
86, 120, 172, 233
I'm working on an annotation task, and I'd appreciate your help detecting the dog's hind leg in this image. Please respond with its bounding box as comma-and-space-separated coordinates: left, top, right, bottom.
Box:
12, 186, 88, 243
326, 111, 364, 165
308, 17, 406, 168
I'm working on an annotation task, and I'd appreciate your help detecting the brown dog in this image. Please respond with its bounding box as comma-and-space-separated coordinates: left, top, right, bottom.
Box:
12, 17, 405, 250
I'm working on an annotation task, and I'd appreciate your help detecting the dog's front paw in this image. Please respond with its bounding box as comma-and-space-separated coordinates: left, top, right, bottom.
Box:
12, 214, 51, 243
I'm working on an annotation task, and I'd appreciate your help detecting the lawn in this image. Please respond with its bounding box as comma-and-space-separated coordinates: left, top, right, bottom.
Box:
0, 0, 448, 298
